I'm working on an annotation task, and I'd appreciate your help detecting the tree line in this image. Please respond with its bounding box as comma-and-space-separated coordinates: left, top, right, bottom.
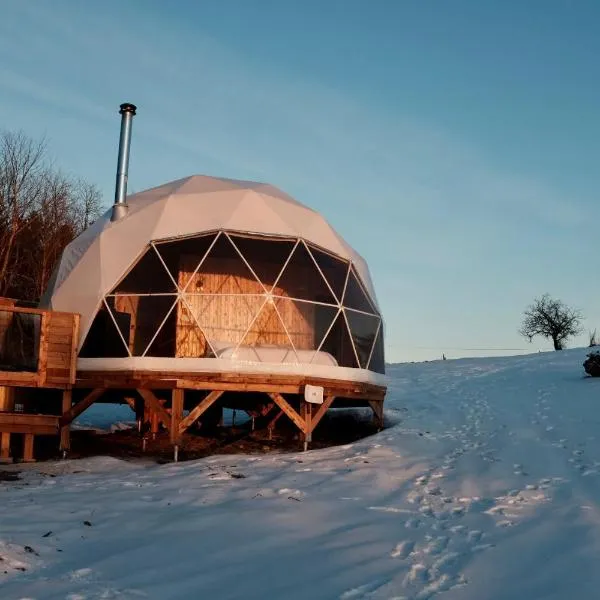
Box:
0, 131, 103, 303
0, 129, 592, 354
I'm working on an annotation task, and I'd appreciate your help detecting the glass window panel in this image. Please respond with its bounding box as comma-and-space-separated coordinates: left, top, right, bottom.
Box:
368, 324, 385, 374
345, 309, 380, 369
174, 299, 212, 358
272, 297, 338, 352
319, 311, 359, 368
307, 245, 348, 303
229, 235, 296, 291
275, 243, 336, 304
0, 310, 40, 371
111, 246, 176, 294
154, 234, 217, 290
343, 268, 376, 313
181, 235, 264, 295
79, 302, 129, 358
182, 293, 265, 354
145, 298, 179, 357
104, 296, 134, 355
107, 295, 177, 356
239, 298, 290, 349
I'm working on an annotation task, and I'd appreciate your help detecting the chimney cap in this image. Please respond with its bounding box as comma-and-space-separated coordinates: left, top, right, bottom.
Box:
119, 103, 137, 115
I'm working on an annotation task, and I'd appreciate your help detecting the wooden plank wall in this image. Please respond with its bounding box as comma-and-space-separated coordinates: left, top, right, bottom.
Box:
0, 302, 78, 388
176, 256, 315, 357
0, 308, 12, 361
44, 312, 79, 386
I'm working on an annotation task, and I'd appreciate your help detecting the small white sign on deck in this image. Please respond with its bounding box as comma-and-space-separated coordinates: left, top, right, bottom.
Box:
304, 384, 324, 405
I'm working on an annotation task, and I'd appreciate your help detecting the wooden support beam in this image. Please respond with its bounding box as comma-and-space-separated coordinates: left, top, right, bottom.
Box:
0, 373, 38, 387
37, 312, 50, 386
246, 402, 275, 419
178, 390, 223, 436
123, 397, 136, 411
368, 399, 384, 429
267, 409, 284, 440
150, 411, 159, 438
1, 432, 10, 462
176, 379, 302, 394
268, 393, 307, 434
0, 386, 15, 412
301, 401, 313, 451
137, 389, 171, 431
60, 389, 72, 452
60, 388, 105, 425
69, 314, 80, 384
307, 395, 336, 434
301, 401, 312, 445
23, 433, 35, 462
0, 413, 60, 435
171, 389, 184, 443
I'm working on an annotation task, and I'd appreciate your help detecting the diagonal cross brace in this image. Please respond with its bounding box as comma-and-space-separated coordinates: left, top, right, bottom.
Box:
178, 390, 223, 435
60, 388, 105, 426
137, 389, 172, 431
307, 395, 335, 434
268, 393, 308, 434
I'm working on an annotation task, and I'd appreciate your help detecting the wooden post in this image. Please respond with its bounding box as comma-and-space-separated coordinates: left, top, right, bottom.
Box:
23, 433, 35, 462
60, 388, 105, 426
0, 386, 14, 463
60, 389, 72, 454
37, 313, 50, 386
0, 432, 11, 463
268, 393, 307, 435
170, 389, 184, 444
69, 314, 80, 384
368, 400, 384, 430
0, 386, 15, 412
137, 389, 171, 432
150, 410, 159, 440
300, 401, 312, 451
267, 409, 284, 440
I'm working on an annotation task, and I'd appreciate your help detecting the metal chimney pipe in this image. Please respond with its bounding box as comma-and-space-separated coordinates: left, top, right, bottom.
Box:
110, 102, 137, 222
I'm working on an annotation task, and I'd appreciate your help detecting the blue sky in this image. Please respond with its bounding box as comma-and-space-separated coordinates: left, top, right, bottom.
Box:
1, 0, 599, 362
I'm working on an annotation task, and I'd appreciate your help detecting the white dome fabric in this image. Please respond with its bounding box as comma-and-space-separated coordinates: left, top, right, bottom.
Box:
43, 175, 379, 347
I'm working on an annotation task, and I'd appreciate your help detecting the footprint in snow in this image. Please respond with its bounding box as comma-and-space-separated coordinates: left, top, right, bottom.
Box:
391, 540, 415, 559
423, 536, 449, 556
405, 518, 422, 529
67, 567, 94, 582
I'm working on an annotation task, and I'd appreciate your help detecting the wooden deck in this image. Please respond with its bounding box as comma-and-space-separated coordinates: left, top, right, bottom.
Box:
0, 299, 79, 461
71, 369, 386, 456
75, 369, 385, 399
0, 300, 80, 389
0, 297, 386, 461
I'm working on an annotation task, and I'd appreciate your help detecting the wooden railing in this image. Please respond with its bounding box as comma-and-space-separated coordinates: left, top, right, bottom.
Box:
0, 299, 80, 388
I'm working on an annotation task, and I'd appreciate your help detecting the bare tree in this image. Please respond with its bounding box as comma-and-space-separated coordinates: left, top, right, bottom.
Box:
72, 178, 103, 232
520, 294, 583, 350
0, 130, 104, 302
0, 131, 46, 295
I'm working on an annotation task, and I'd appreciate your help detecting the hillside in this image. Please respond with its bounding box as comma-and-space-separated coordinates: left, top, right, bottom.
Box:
1, 348, 599, 599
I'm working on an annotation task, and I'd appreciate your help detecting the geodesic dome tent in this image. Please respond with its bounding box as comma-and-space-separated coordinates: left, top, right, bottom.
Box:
42, 175, 385, 382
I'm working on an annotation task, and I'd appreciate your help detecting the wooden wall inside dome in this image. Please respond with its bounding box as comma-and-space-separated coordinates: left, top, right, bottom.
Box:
176, 255, 316, 357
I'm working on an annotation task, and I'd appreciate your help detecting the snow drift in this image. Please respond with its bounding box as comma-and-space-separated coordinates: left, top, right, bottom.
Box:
1, 348, 599, 599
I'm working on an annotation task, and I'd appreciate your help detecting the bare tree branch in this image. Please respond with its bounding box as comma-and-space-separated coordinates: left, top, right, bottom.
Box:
0, 130, 105, 302
519, 294, 583, 350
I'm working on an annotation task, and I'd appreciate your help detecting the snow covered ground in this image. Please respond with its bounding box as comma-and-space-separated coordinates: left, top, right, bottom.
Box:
2, 348, 600, 599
